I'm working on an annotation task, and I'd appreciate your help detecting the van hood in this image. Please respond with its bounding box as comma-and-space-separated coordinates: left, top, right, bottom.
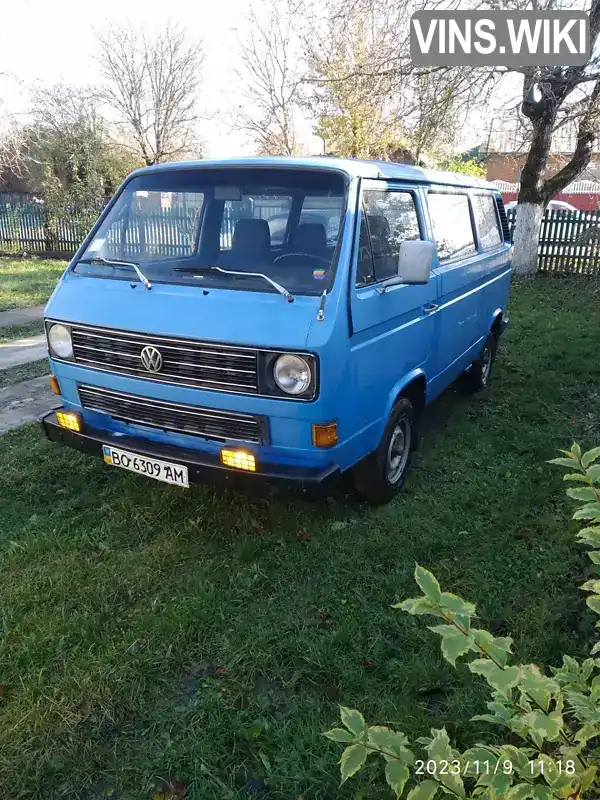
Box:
45, 273, 321, 350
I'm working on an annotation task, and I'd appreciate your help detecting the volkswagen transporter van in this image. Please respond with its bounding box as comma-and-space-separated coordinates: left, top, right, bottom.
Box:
41, 157, 511, 504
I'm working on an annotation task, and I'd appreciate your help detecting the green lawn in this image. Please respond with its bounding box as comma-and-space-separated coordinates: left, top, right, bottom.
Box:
0, 359, 49, 389
1, 278, 599, 799
0, 320, 44, 343
0, 256, 66, 311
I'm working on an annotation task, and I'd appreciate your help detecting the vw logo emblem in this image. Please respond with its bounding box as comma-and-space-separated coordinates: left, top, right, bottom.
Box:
140, 345, 163, 373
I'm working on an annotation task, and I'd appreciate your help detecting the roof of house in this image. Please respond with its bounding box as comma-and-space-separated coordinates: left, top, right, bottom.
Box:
130, 156, 497, 190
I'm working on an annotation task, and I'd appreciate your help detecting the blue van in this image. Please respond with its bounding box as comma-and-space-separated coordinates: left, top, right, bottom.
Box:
41, 157, 511, 504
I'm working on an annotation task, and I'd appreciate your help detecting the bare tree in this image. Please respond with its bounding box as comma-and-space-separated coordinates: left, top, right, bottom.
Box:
96, 23, 204, 165
304, 0, 494, 162
234, 1, 303, 155
509, 0, 600, 276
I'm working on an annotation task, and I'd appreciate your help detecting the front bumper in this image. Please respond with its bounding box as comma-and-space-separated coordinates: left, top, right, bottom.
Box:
41, 410, 340, 489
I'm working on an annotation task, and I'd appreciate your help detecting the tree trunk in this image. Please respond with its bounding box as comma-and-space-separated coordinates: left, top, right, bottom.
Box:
512, 202, 544, 278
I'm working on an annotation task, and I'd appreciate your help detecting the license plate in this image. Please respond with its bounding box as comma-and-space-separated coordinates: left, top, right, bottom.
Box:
102, 446, 189, 487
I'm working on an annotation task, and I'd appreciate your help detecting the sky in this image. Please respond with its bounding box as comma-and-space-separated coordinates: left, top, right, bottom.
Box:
0, 0, 286, 157
0, 0, 508, 159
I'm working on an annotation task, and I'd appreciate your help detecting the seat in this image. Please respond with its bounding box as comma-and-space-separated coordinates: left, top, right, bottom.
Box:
367, 214, 395, 279
287, 222, 328, 261
218, 218, 271, 269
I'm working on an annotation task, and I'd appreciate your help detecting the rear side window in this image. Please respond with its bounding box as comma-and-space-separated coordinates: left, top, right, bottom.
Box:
428, 192, 476, 262
361, 190, 421, 281
472, 193, 502, 250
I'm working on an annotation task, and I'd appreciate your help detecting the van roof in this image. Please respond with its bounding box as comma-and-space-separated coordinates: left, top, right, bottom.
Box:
131, 156, 497, 191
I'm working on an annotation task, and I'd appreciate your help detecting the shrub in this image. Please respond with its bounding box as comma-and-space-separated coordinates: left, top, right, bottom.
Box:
325, 444, 600, 800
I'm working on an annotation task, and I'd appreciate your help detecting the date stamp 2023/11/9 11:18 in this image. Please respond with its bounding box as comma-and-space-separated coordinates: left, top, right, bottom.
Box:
414, 759, 578, 778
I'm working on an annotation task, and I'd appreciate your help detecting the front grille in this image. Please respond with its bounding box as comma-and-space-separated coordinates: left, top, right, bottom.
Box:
78, 385, 266, 444
70, 325, 259, 394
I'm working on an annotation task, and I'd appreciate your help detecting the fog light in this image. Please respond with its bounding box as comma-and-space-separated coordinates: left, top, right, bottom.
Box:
56, 410, 82, 432
312, 422, 338, 448
49, 375, 61, 395
220, 448, 256, 472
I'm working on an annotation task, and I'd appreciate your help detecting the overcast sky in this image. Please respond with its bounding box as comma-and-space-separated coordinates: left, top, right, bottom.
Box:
0, 0, 511, 158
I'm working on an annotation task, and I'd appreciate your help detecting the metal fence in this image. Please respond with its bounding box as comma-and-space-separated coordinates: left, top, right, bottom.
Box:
506, 208, 600, 275
1, 201, 600, 275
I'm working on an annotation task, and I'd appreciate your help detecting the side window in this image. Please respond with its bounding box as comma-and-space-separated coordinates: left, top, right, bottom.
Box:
472, 193, 502, 250
356, 210, 375, 287
428, 192, 476, 262
362, 190, 421, 280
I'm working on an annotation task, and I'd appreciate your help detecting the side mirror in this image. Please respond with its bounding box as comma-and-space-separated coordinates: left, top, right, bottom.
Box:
377, 240, 434, 294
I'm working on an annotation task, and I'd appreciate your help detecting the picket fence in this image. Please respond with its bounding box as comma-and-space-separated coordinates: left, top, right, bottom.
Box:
1, 201, 599, 275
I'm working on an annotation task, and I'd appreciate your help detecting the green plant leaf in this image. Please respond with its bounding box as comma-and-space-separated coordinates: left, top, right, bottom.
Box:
428, 625, 476, 666
573, 503, 600, 520
577, 526, 600, 547
472, 629, 513, 667
385, 761, 410, 799
367, 726, 410, 759
521, 710, 562, 741
340, 707, 367, 739
586, 595, 600, 614
439, 592, 476, 621
563, 473, 590, 482
324, 728, 355, 743
531, 786, 552, 800
567, 487, 599, 502
590, 641, 600, 655
579, 765, 597, 790
469, 660, 520, 697
506, 784, 534, 800
426, 729, 464, 798
582, 447, 600, 468
415, 565, 442, 602
548, 458, 579, 469
580, 579, 600, 593
339, 744, 367, 784
519, 665, 559, 711
406, 780, 438, 800
395, 597, 442, 616
489, 772, 512, 798
587, 464, 600, 483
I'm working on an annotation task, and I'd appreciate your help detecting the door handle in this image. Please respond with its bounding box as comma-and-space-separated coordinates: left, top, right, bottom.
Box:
423, 303, 439, 314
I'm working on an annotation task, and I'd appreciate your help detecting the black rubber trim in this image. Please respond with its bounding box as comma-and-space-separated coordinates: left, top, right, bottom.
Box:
41, 410, 339, 488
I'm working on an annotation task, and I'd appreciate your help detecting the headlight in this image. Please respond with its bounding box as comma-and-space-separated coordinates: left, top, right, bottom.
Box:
47, 323, 73, 359
273, 354, 312, 396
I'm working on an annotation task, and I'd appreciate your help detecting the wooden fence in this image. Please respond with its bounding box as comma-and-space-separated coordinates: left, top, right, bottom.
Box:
506, 208, 600, 275
1, 201, 599, 275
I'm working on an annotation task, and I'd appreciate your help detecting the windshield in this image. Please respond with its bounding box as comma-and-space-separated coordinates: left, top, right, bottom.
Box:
77, 167, 347, 296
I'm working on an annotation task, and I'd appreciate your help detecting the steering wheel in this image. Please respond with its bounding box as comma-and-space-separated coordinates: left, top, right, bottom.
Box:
272, 252, 330, 266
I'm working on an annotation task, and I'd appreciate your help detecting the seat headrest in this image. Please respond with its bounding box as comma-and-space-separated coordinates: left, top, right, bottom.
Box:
291, 223, 327, 257
367, 214, 390, 241
231, 218, 271, 253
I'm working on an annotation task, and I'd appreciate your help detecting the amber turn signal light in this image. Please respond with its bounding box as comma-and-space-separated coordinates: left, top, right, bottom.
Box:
49, 375, 61, 395
312, 422, 338, 448
55, 410, 82, 433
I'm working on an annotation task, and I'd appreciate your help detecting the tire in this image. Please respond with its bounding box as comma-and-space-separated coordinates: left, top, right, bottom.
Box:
351, 397, 416, 505
463, 332, 497, 393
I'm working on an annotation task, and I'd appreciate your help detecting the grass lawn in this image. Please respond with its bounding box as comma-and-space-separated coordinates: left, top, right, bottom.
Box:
1, 278, 600, 799
0, 320, 44, 343
0, 359, 49, 389
0, 256, 67, 311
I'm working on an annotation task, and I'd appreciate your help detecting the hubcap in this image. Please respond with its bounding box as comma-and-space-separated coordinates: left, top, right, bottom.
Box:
481, 345, 492, 383
386, 418, 411, 484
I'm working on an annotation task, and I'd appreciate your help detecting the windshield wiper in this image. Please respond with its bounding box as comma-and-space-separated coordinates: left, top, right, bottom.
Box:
78, 256, 152, 290
173, 265, 294, 303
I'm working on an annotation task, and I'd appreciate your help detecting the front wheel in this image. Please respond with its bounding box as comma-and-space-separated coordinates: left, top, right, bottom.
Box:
351, 397, 416, 505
